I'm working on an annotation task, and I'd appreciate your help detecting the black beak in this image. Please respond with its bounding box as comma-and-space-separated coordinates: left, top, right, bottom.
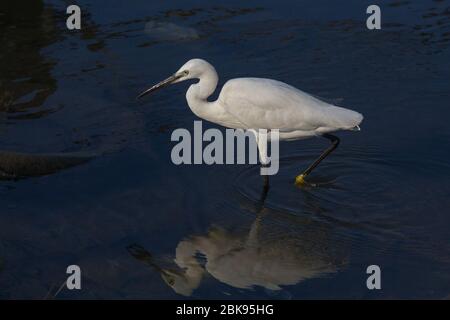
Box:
136, 73, 184, 99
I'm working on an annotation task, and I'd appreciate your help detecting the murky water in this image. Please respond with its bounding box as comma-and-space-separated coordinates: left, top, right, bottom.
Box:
0, 0, 449, 299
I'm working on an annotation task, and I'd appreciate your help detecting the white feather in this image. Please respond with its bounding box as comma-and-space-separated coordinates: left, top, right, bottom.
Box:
172, 59, 363, 141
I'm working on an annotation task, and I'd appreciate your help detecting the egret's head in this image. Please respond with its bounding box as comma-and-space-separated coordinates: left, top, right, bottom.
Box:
136, 58, 214, 99
174, 59, 215, 81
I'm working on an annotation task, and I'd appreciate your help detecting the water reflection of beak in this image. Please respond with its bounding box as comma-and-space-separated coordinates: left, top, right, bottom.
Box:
127, 244, 179, 280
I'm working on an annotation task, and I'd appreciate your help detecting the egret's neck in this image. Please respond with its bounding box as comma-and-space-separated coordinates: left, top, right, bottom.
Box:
186, 68, 219, 121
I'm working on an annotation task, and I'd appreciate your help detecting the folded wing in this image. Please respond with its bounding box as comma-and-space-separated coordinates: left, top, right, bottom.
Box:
219, 78, 363, 132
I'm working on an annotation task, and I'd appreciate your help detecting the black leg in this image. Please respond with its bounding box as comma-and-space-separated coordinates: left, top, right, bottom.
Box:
263, 175, 269, 190
255, 172, 269, 213
261, 175, 269, 200
258, 164, 270, 209
295, 133, 340, 186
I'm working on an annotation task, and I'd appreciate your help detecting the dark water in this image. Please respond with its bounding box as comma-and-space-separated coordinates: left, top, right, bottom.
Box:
0, 0, 449, 299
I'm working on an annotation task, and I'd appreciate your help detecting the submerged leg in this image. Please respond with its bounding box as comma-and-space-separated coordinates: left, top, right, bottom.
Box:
255, 164, 270, 215
295, 133, 340, 186
251, 129, 271, 191
262, 165, 270, 193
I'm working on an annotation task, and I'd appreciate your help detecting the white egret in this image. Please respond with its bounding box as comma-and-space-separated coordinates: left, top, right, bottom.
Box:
138, 58, 363, 186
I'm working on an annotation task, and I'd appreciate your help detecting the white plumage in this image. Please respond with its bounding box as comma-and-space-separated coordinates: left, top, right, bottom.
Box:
170, 59, 363, 139
219, 77, 363, 139
138, 58, 364, 185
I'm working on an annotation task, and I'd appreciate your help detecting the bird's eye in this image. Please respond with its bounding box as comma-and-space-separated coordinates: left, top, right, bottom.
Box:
183, 70, 189, 76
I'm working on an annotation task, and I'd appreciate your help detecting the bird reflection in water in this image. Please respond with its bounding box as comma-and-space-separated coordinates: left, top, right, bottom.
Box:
128, 187, 347, 297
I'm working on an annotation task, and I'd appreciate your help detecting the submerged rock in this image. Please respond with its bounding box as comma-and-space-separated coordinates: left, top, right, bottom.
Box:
0, 151, 94, 179
144, 21, 200, 41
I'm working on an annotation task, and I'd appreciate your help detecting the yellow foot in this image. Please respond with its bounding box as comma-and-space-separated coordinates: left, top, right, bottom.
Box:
295, 174, 307, 186
294, 174, 316, 187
